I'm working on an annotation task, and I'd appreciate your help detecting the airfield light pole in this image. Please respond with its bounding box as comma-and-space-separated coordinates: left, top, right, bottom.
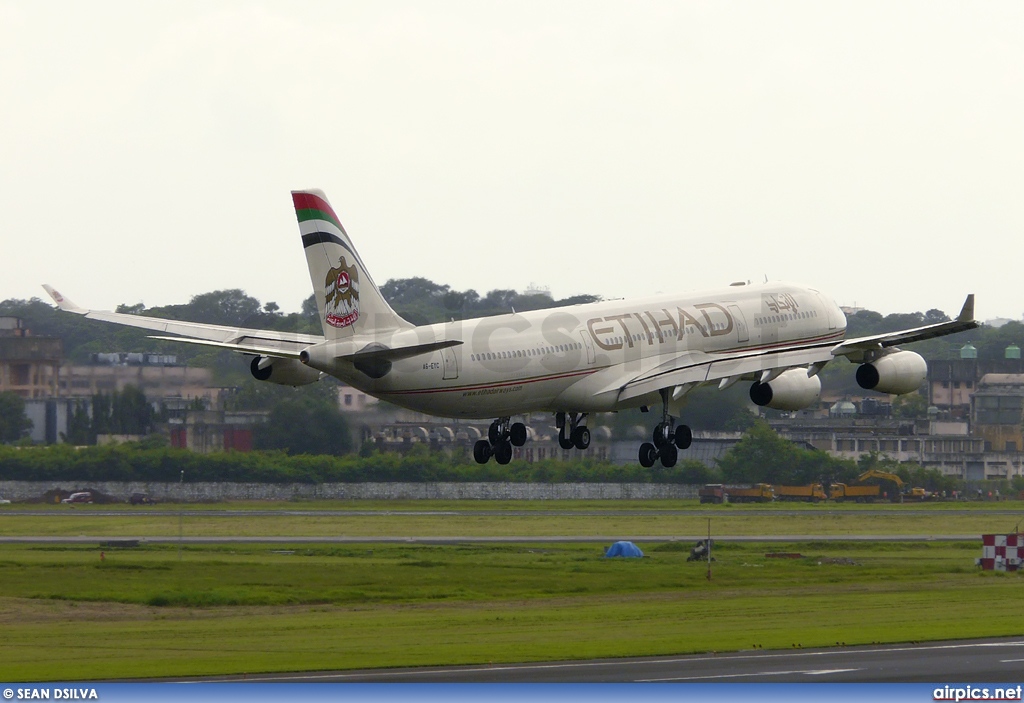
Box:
706, 518, 712, 581
178, 470, 184, 562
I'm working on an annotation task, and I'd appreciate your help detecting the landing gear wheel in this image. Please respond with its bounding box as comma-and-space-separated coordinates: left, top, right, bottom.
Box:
653, 423, 671, 448
488, 421, 502, 445
509, 422, 527, 447
473, 439, 492, 464
674, 424, 692, 450
558, 430, 575, 450
493, 440, 513, 465
638, 442, 657, 468
659, 443, 678, 468
572, 426, 591, 450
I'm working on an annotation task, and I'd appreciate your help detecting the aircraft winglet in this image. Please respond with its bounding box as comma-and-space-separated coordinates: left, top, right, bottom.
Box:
957, 294, 975, 323
41, 285, 86, 314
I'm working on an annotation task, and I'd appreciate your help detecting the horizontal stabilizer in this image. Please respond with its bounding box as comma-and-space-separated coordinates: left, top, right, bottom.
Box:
338, 339, 463, 363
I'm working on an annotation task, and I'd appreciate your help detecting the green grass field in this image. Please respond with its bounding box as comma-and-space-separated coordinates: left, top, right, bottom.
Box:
2, 499, 1021, 537
0, 500, 1022, 681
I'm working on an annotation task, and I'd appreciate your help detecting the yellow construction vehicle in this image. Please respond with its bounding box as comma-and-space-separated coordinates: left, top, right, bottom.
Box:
852, 470, 932, 501
725, 484, 775, 503
829, 483, 881, 503
774, 484, 827, 503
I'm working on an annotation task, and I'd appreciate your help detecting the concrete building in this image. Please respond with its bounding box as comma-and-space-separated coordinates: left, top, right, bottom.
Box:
166, 409, 268, 454
23, 397, 76, 444
0, 318, 61, 399
337, 383, 378, 413
927, 350, 1024, 421
972, 374, 1024, 453
773, 416, 1020, 481
58, 360, 216, 406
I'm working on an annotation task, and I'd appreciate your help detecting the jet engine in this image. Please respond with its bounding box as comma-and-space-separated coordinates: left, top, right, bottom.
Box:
749, 368, 822, 411
855, 350, 927, 395
250, 356, 322, 387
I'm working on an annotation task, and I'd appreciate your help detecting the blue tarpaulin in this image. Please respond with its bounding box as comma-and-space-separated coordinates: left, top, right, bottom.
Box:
604, 541, 644, 558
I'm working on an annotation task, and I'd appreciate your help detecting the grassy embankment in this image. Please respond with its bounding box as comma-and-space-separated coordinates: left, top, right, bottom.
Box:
0, 501, 1021, 681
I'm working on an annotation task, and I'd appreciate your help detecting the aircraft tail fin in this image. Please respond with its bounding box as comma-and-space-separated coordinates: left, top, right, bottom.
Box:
293, 189, 412, 339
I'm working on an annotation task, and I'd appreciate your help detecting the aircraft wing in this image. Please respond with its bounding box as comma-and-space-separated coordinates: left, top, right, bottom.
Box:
612, 341, 837, 403
42, 285, 322, 358
829, 294, 977, 362
609, 294, 977, 402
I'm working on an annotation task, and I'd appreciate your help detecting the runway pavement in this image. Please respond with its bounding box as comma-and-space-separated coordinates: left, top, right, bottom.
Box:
0, 534, 982, 543
192, 638, 1024, 683
3, 508, 1020, 517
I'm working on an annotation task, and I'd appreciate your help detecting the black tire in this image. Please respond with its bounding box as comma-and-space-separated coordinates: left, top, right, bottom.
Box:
659, 443, 678, 468
493, 441, 513, 465
638, 442, 657, 468
558, 430, 575, 450
509, 422, 527, 447
572, 426, 591, 450
653, 423, 669, 448
674, 424, 692, 450
473, 439, 492, 464
488, 421, 502, 445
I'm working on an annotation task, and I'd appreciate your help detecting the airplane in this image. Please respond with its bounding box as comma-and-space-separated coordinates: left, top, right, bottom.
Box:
43, 189, 978, 467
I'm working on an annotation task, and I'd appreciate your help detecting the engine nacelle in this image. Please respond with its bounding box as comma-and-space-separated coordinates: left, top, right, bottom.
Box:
856, 350, 927, 395
250, 356, 322, 387
750, 368, 822, 411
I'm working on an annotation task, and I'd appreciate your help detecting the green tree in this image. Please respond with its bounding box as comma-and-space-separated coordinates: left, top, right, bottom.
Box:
716, 421, 802, 484
110, 385, 153, 435
254, 394, 352, 455
0, 392, 32, 443
716, 421, 851, 485
63, 402, 93, 445
88, 386, 153, 439
892, 392, 928, 419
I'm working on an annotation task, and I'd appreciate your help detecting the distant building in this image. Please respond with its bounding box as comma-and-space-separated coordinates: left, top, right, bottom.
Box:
166, 409, 268, 454
337, 383, 378, 412
972, 374, 1024, 454
0, 317, 61, 399
927, 352, 1024, 421
23, 398, 75, 444
774, 416, 1020, 481
59, 358, 216, 405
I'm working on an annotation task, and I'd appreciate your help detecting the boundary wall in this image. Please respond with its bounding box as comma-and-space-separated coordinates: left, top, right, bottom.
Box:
0, 481, 699, 502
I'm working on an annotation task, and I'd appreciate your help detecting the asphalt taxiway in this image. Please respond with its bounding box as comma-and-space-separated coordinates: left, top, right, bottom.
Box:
195, 638, 1024, 683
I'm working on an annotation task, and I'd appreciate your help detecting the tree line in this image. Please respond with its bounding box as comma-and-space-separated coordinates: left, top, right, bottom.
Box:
0, 442, 711, 485
0, 422, 1018, 495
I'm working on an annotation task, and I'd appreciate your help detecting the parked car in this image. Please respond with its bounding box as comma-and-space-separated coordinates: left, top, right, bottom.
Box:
61, 491, 93, 504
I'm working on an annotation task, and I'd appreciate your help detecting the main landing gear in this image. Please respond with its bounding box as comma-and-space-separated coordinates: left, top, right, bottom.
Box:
556, 411, 590, 450
473, 417, 527, 465
638, 390, 692, 468
472, 412, 591, 465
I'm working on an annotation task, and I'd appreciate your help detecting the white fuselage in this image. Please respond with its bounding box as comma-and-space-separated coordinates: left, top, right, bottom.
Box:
318, 281, 847, 418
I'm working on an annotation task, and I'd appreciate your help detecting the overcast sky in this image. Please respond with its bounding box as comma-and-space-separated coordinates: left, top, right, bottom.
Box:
2, 1, 1021, 321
